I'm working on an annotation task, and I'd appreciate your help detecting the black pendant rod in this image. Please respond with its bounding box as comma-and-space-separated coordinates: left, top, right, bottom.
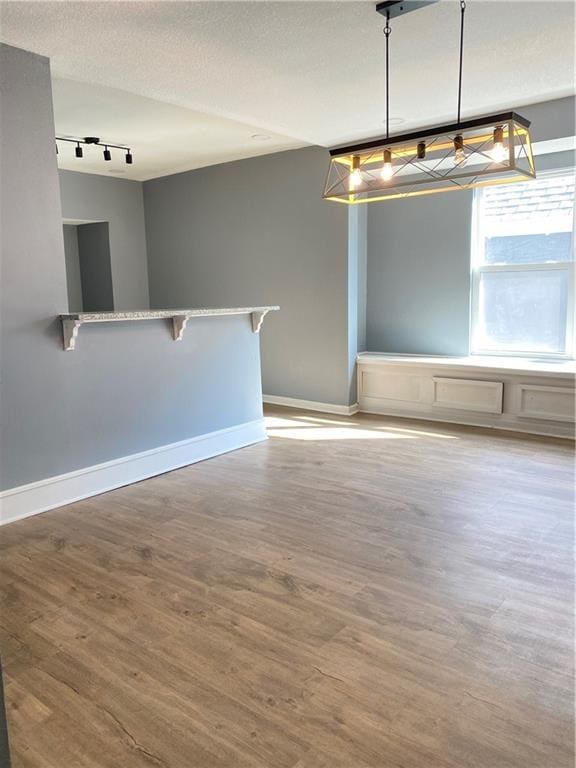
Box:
384, 11, 391, 140
457, 0, 466, 124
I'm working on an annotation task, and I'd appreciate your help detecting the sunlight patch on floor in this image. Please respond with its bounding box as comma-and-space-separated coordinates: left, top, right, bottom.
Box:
373, 425, 457, 439
267, 425, 415, 441
289, 415, 359, 427
264, 414, 458, 441
265, 415, 413, 441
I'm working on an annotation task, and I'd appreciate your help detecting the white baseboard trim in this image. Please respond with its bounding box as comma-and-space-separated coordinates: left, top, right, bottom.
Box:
263, 394, 359, 416
0, 419, 267, 526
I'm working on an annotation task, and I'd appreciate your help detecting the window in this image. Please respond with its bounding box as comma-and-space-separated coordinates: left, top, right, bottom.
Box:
471, 172, 575, 359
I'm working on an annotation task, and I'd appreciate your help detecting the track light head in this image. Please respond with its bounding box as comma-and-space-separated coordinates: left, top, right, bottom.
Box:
103, 147, 112, 161
125, 150, 133, 165
75, 143, 83, 158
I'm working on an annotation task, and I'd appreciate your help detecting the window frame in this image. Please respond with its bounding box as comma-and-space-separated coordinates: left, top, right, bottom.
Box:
470, 169, 575, 361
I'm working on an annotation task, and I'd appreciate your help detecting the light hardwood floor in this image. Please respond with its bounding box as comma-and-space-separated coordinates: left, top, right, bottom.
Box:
1, 407, 574, 768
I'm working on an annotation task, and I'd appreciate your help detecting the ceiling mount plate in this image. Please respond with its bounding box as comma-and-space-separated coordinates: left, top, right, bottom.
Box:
376, 0, 439, 19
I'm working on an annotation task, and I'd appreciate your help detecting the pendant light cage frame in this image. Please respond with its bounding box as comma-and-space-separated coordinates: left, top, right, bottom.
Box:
323, 112, 535, 205
324, 0, 537, 205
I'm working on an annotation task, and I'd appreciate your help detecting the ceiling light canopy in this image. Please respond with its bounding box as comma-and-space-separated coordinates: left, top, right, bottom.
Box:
324, 0, 535, 205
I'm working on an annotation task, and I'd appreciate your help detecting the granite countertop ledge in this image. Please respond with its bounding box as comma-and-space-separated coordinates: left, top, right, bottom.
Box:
60, 306, 279, 350
60, 306, 279, 321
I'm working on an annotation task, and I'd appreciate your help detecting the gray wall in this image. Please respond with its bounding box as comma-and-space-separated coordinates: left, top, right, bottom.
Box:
77, 222, 114, 311
348, 205, 367, 401
0, 43, 263, 493
63, 224, 83, 311
520, 97, 575, 145
1, 43, 71, 491
367, 191, 473, 355
144, 146, 355, 405
59, 169, 149, 309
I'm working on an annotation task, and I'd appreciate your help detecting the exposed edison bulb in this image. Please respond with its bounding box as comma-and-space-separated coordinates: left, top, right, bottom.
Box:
350, 168, 362, 188
381, 163, 393, 182
454, 147, 466, 165
380, 149, 393, 182
453, 135, 465, 166
349, 155, 362, 191
490, 126, 507, 163
491, 143, 507, 163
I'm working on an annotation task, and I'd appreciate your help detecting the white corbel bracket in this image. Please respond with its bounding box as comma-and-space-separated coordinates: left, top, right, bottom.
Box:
63, 319, 82, 351
172, 315, 189, 341
251, 309, 270, 334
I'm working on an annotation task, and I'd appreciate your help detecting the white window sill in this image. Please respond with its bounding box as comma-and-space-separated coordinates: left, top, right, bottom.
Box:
356, 353, 576, 379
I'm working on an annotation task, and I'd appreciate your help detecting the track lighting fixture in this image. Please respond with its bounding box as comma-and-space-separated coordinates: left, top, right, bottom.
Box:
323, 0, 535, 204
55, 136, 134, 166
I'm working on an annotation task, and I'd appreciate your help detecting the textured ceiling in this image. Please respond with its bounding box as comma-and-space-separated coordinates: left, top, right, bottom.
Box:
1, 1, 574, 180
52, 78, 306, 181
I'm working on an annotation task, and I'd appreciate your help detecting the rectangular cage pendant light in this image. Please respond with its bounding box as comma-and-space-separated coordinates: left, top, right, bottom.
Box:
323, 112, 535, 205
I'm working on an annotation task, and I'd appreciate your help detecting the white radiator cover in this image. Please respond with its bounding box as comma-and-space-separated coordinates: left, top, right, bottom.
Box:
357, 354, 575, 438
